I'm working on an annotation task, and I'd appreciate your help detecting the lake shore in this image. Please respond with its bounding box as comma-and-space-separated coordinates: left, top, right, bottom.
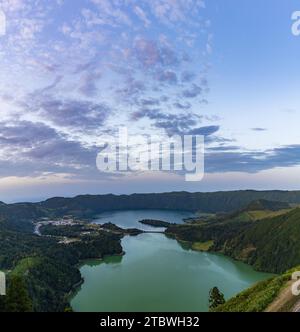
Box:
70, 210, 274, 312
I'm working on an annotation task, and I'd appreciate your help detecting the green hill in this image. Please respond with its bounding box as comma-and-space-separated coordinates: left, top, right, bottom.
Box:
219, 208, 300, 273
245, 199, 290, 212
216, 199, 292, 224
213, 266, 300, 312
0, 191, 299, 233
167, 206, 300, 274
39, 190, 300, 216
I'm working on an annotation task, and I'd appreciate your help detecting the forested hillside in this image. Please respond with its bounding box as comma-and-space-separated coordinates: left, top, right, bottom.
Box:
166, 204, 300, 273
40, 190, 300, 215
0, 191, 299, 227
0, 219, 124, 311
220, 208, 300, 273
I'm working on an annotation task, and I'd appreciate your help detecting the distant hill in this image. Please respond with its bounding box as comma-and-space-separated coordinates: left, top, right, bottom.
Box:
245, 199, 290, 212
1, 190, 299, 233
215, 199, 292, 224
0, 202, 48, 232
39, 190, 300, 216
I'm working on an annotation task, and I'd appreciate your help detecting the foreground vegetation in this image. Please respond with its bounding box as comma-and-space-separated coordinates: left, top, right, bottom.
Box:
213, 266, 300, 312
0, 275, 33, 312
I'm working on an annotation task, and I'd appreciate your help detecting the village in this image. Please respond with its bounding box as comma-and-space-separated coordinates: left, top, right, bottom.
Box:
32, 215, 142, 245
33, 216, 80, 237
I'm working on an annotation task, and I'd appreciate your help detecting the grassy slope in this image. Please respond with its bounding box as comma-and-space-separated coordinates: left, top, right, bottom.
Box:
11, 257, 41, 276
214, 266, 300, 312
246, 209, 292, 221
191, 241, 214, 251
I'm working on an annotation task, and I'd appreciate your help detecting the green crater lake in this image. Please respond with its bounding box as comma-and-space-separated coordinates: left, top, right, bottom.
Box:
71, 210, 273, 312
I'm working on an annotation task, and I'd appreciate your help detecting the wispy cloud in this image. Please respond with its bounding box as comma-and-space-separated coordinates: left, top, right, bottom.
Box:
2, 0, 264, 185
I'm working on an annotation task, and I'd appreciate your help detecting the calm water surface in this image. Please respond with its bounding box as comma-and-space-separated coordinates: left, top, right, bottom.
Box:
71, 210, 273, 312
93, 209, 195, 231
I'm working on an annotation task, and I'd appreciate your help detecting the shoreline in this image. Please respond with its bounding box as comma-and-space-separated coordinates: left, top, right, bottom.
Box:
64, 217, 278, 311
165, 231, 277, 274
69, 229, 276, 309
67, 250, 126, 308
69, 230, 275, 313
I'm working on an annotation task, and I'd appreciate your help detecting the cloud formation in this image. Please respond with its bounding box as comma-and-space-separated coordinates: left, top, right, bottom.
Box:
2, 0, 295, 188
0, 120, 97, 177
21, 93, 112, 132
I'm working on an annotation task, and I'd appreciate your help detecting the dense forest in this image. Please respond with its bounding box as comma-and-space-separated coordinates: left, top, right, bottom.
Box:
166, 201, 300, 273
0, 219, 124, 311
219, 208, 300, 273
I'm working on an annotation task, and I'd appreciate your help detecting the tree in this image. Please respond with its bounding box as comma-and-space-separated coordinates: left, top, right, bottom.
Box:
209, 287, 225, 310
5, 276, 32, 312
0, 295, 5, 312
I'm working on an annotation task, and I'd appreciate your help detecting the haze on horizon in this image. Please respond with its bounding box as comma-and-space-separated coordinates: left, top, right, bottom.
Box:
1, 0, 300, 202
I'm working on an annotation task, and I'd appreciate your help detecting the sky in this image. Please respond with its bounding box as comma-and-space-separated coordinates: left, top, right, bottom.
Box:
0, 0, 300, 202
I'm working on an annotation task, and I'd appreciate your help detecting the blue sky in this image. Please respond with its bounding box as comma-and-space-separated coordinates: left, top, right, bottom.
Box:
0, 0, 300, 202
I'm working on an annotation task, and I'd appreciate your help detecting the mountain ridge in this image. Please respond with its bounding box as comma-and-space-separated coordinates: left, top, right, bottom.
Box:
19, 190, 300, 215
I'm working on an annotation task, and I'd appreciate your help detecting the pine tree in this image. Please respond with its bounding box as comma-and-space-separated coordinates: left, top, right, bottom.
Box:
209, 287, 225, 310
4, 275, 32, 312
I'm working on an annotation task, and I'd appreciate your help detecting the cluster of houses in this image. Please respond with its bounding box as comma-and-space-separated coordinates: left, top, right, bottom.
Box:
34, 216, 77, 236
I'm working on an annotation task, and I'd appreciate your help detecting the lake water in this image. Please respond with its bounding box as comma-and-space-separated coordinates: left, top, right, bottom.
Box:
71, 210, 273, 312
92, 209, 195, 231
